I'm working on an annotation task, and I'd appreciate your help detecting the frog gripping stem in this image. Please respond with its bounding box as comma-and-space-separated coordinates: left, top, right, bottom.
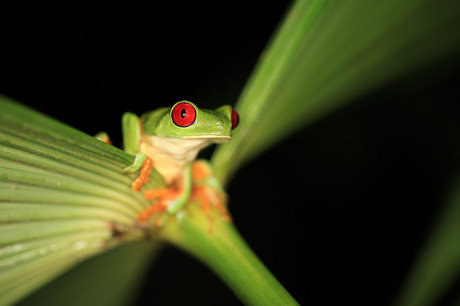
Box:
120, 102, 237, 227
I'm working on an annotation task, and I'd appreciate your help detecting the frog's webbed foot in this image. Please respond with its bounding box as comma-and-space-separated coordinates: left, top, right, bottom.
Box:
138, 188, 183, 228
192, 185, 231, 222
191, 160, 232, 222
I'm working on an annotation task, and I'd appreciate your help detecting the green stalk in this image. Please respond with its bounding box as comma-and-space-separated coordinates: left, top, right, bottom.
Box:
159, 202, 299, 305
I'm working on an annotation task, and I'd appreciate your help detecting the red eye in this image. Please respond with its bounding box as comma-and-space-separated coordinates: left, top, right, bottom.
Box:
231, 109, 239, 129
172, 102, 197, 127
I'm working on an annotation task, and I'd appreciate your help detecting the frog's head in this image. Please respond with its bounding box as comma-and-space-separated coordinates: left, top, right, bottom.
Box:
142, 101, 238, 141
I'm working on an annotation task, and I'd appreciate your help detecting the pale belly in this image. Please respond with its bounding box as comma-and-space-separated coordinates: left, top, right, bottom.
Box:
139, 135, 223, 184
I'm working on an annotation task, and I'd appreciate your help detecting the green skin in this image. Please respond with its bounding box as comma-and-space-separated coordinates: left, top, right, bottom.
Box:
122, 101, 233, 215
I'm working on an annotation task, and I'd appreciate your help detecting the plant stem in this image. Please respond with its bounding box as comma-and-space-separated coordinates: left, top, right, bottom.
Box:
159, 203, 299, 305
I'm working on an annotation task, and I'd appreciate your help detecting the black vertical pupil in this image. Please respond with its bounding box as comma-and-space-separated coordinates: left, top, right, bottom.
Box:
181, 109, 186, 118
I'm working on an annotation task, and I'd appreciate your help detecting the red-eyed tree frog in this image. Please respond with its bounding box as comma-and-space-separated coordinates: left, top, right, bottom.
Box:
121, 101, 239, 226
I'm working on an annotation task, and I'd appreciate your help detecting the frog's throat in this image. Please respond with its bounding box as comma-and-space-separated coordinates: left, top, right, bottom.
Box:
139, 135, 229, 184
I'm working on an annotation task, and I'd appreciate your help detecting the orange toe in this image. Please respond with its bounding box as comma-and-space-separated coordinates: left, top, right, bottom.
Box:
144, 188, 171, 200
137, 201, 167, 224
138, 187, 182, 226
132, 158, 153, 191
192, 161, 212, 181
192, 185, 231, 222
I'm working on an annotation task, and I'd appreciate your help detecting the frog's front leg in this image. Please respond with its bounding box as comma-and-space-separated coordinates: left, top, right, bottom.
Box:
125, 154, 153, 191
121, 112, 155, 191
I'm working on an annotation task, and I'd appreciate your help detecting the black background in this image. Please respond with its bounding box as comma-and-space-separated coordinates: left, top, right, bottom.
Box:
2, 2, 460, 305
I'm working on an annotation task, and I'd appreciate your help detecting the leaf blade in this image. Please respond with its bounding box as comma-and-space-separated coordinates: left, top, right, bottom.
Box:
0, 95, 162, 305
394, 174, 460, 306
16, 242, 160, 306
212, 0, 460, 185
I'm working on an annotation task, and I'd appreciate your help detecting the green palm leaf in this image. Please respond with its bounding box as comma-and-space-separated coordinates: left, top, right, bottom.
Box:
212, 0, 460, 185
0, 95, 297, 305
0, 96, 160, 305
